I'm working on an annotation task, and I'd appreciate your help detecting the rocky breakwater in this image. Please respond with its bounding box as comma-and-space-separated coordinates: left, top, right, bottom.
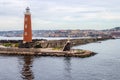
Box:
39, 48, 96, 57
0, 38, 111, 57
0, 38, 112, 48
0, 48, 96, 58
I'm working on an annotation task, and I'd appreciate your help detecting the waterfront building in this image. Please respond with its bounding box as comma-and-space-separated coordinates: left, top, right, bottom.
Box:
23, 7, 32, 43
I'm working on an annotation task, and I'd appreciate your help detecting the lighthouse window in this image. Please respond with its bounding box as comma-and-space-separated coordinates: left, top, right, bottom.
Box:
25, 32, 27, 36
25, 24, 27, 29
25, 18, 27, 21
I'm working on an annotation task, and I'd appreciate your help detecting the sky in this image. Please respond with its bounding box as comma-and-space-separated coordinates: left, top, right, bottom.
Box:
0, 0, 120, 31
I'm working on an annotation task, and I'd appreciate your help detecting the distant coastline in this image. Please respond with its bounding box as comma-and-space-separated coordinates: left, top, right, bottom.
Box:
0, 27, 120, 38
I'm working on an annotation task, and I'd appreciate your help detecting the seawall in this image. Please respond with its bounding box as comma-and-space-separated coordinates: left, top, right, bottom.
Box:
0, 48, 96, 57
34, 38, 110, 48
0, 38, 110, 57
0, 38, 111, 48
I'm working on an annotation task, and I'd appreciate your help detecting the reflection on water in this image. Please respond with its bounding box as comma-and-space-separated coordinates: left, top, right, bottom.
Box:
19, 56, 34, 80
64, 57, 72, 80
0, 39, 119, 80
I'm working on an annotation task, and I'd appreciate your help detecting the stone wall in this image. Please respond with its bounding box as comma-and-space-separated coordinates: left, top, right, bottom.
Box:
0, 47, 40, 54
35, 38, 109, 48
0, 38, 110, 48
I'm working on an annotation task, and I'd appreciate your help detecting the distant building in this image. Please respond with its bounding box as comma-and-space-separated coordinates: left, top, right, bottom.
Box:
111, 32, 120, 38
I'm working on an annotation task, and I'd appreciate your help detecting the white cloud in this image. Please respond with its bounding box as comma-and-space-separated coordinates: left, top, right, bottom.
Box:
62, 11, 120, 22
0, 0, 120, 30
63, 16, 75, 21
98, 12, 120, 20
48, 5, 104, 13
0, 16, 23, 30
33, 18, 52, 24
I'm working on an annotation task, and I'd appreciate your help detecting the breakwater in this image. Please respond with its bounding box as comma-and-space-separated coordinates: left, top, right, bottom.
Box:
0, 48, 96, 57
32, 38, 111, 48
0, 38, 111, 57
0, 38, 111, 48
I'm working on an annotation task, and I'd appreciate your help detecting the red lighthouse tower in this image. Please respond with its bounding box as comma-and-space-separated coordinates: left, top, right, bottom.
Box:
23, 7, 32, 43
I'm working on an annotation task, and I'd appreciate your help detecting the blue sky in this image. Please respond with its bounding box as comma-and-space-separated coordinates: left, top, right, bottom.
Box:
0, 0, 120, 31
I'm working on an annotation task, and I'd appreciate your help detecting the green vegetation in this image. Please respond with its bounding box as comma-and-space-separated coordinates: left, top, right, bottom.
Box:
52, 47, 62, 50
3, 43, 12, 47
76, 49, 85, 53
14, 43, 19, 47
3, 43, 19, 47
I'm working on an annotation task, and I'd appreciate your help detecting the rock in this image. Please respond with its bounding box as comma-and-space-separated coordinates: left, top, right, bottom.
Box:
63, 41, 71, 51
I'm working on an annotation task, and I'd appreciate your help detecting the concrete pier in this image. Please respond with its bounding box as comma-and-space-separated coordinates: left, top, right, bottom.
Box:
0, 38, 111, 57
0, 38, 111, 48
0, 48, 96, 57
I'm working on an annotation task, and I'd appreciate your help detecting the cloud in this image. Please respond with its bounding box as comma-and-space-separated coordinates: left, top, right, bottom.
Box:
98, 12, 120, 20
48, 6, 103, 12
0, 16, 23, 30
0, 0, 120, 30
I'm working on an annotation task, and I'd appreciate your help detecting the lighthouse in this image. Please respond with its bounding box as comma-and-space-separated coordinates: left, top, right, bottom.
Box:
23, 7, 32, 43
